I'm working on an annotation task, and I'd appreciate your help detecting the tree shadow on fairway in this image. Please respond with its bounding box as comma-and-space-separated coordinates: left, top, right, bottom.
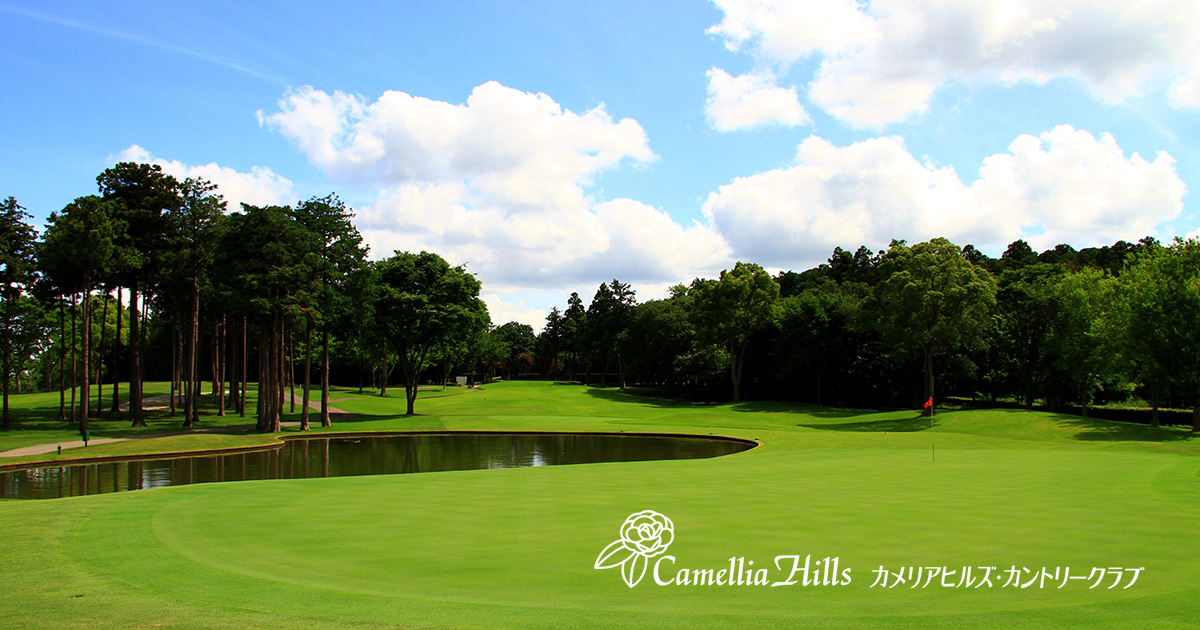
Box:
582, 387, 714, 410
1055, 414, 1197, 443
730, 401, 870, 419
797, 414, 933, 432
582, 388, 881, 420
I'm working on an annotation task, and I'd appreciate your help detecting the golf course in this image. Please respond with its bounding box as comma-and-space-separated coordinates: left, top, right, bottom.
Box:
0, 380, 1197, 628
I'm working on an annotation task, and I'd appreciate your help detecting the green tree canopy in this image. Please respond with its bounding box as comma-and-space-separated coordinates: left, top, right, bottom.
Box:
0, 197, 39, 427
689, 261, 779, 402
871, 238, 996, 415
1048, 267, 1125, 418
374, 251, 489, 415
1122, 239, 1200, 429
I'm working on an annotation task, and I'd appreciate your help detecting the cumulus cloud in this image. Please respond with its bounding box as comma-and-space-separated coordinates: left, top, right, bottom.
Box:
113, 145, 295, 210
703, 125, 1185, 268
972, 126, 1185, 248
359, 186, 729, 290
481, 292, 552, 333
705, 68, 809, 131
708, 0, 1200, 126
262, 82, 732, 292
259, 81, 655, 211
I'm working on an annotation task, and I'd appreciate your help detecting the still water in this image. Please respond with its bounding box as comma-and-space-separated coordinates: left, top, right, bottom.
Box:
0, 432, 754, 500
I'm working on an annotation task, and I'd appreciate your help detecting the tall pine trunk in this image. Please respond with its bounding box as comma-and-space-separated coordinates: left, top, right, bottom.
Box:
170, 325, 178, 416
321, 327, 331, 427
79, 283, 91, 432
1, 285, 12, 429
217, 313, 226, 416
240, 315, 247, 418
300, 320, 312, 431
278, 318, 286, 423
111, 287, 122, 413
183, 274, 199, 428
129, 283, 146, 427
69, 293, 77, 424
97, 291, 109, 418
288, 329, 296, 414
58, 299, 66, 421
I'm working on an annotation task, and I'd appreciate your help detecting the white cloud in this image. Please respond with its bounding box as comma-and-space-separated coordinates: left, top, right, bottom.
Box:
709, 0, 1200, 126
360, 187, 730, 291
707, 0, 874, 61
481, 292, 550, 333
703, 125, 1185, 268
113, 145, 295, 210
973, 126, 1185, 248
259, 81, 655, 211
264, 82, 732, 293
705, 68, 809, 132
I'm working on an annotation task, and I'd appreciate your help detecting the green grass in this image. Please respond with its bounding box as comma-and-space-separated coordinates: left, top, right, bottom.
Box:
1, 381, 1199, 628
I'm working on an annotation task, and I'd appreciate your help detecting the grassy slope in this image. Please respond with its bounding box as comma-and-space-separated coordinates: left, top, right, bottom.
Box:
1, 381, 1198, 629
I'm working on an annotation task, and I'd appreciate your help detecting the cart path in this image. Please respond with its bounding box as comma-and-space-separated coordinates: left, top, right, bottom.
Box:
0, 392, 354, 459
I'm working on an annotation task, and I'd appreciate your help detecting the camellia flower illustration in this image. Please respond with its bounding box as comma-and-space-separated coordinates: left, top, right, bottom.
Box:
594, 510, 675, 587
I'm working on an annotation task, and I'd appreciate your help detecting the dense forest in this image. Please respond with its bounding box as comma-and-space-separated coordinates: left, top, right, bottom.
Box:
533, 237, 1200, 429
2, 162, 1198, 432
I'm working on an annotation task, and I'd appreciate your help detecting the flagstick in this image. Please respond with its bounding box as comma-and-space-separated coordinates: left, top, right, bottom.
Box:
930, 398, 935, 462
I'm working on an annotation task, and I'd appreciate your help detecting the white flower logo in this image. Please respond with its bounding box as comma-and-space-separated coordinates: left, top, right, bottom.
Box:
594, 510, 675, 587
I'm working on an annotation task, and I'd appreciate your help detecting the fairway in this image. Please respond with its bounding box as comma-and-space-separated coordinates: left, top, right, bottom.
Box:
2, 381, 1199, 628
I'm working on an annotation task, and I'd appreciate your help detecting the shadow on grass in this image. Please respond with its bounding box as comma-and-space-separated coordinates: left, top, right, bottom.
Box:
582, 387, 713, 410
1053, 414, 1197, 443
730, 401, 872, 419
798, 414, 932, 433
583, 387, 888, 420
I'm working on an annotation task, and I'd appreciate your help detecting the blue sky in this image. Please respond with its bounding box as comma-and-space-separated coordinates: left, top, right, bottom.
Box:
2, 1, 1197, 328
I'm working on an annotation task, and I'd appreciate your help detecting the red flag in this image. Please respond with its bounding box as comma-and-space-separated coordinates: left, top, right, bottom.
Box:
923, 397, 933, 409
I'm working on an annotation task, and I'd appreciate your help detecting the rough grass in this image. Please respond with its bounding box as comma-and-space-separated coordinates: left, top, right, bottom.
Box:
1, 380, 1198, 628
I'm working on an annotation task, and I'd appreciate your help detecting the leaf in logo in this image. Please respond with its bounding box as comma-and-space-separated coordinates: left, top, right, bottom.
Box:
594, 510, 674, 588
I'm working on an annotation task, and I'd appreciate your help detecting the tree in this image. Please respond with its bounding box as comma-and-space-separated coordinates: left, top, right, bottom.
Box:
98, 162, 180, 427
0, 197, 38, 428
774, 279, 860, 405
994, 264, 1061, 408
1000, 239, 1038, 271
40, 197, 116, 431
585, 280, 636, 388
374, 251, 489, 415
620, 289, 695, 389
290, 194, 367, 427
535, 307, 565, 378
871, 239, 996, 416
1122, 239, 1200, 429
689, 262, 779, 403
162, 178, 225, 427
1048, 267, 1124, 418
493, 321, 536, 380
219, 204, 308, 432
562, 292, 586, 381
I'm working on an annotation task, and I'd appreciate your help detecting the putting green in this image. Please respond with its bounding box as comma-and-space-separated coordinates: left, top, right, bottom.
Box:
2, 382, 1199, 628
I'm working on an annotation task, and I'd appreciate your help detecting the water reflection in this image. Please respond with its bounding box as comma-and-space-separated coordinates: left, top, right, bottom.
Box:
0, 433, 753, 500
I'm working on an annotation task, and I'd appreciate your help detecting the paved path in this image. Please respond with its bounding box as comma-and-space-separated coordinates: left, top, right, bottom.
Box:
0, 392, 353, 459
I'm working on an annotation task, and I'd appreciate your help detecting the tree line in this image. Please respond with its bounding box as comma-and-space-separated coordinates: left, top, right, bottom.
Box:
0, 163, 489, 433
495, 236, 1200, 430
3, 162, 1198, 431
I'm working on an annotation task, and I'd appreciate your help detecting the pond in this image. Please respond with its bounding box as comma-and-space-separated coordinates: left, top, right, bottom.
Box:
0, 432, 755, 500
